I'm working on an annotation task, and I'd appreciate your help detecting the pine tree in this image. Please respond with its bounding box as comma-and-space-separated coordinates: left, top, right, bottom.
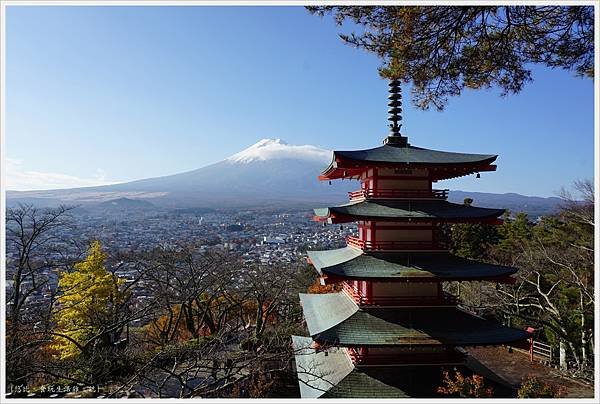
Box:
308, 6, 593, 110
450, 198, 499, 260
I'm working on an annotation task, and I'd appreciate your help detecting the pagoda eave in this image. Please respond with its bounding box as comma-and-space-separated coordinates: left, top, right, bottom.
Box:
318, 272, 517, 285
300, 293, 530, 348
314, 200, 506, 224
319, 154, 497, 181
431, 164, 497, 181
315, 213, 503, 225
312, 338, 527, 349
307, 248, 518, 281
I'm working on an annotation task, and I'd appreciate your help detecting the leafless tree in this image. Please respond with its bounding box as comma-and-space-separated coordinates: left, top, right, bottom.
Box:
104, 247, 311, 397
5, 204, 78, 387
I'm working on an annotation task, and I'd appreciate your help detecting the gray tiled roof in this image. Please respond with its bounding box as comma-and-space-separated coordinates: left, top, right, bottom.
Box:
292, 335, 410, 398
314, 199, 505, 221
292, 335, 355, 398
308, 247, 517, 280
320, 367, 412, 398
293, 336, 509, 398
300, 292, 530, 347
299, 292, 358, 335
331, 144, 497, 166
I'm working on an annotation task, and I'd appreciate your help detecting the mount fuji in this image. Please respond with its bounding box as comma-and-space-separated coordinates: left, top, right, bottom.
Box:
6, 138, 562, 216
6, 139, 354, 209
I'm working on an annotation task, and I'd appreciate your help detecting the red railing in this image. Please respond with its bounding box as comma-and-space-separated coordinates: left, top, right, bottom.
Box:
348, 188, 448, 201
346, 236, 449, 251
343, 283, 458, 307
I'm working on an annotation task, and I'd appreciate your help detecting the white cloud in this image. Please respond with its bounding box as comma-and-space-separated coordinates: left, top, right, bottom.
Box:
4, 158, 121, 191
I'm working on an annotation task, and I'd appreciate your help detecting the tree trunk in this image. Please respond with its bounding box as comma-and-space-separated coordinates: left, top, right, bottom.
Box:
254, 302, 264, 340
567, 340, 581, 369
211, 359, 219, 380
183, 302, 198, 339
559, 340, 567, 370
580, 291, 588, 368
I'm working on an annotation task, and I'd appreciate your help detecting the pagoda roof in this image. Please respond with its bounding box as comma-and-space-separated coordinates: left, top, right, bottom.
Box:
320, 143, 497, 180
307, 247, 517, 281
335, 144, 496, 165
314, 199, 505, 223
292, 335, 514, 398
292, 335, 410, 398
300, 292, 530, 347
321, 369, 412, 398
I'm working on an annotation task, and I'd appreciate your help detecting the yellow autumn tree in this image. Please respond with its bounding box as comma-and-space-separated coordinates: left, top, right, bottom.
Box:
53, 240, 127, 360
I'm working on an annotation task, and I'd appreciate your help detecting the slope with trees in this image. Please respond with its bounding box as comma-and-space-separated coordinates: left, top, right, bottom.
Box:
451, 180, 594, 379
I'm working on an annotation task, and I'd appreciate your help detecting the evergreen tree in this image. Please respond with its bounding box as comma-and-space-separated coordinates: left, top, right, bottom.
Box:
308, 6, 593, 110
450, 198, 499, 260
493, 211, 532, 264
451, 223, 499, 260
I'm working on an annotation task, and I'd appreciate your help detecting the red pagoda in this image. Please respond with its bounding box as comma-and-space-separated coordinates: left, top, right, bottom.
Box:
292, 80, 529, 398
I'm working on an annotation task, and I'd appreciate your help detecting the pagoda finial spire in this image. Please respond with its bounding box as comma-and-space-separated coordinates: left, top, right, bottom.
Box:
388, 79, 402, 135
384, 79, 409, 147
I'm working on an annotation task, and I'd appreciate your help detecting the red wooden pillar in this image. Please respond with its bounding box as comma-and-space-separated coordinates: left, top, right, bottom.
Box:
526, 327, 536, 362
373, 167, 378, 195
529, 336, 534, 362
371, 221, 376, 250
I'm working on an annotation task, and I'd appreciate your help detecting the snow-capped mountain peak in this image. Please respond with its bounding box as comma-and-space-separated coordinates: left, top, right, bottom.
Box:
226, 138, 332, 164
254, 138, 288, 147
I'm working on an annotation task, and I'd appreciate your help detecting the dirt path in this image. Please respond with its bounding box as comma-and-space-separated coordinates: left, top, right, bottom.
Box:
466, 346, 594, 398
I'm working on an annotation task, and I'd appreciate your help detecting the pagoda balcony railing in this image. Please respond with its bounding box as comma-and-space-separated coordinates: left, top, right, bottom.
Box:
348, 188, 449, 201
346, 236, 449, 251
343, 283, 458, 307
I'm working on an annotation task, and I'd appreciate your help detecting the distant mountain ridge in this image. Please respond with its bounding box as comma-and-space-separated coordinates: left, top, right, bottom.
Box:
447, 191, 562, 218
7, 139, 562, 217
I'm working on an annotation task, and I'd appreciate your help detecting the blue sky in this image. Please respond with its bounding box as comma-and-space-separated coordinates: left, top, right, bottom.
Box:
5, 6, 595, 196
